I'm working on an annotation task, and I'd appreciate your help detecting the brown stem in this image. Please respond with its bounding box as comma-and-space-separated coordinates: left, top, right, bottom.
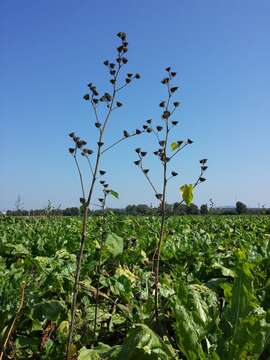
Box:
153, 85, 171, 330
65, 63, 120, 360
93, 193, 107, 341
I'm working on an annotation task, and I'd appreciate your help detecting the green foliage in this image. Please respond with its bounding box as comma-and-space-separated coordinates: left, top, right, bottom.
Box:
180, 184, 193, 206
1, 215, 270, 359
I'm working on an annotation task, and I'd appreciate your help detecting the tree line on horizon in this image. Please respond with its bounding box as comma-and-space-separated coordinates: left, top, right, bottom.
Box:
2, 201, 270, 216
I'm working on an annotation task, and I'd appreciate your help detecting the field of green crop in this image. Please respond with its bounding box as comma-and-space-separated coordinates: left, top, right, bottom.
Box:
1, 215, 270, 359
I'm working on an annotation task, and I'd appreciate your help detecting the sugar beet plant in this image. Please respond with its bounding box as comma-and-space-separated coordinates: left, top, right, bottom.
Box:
133, 68, 208, 328
66, 32, 144, 358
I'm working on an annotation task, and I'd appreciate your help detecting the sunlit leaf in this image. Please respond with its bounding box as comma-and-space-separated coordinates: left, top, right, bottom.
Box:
180, 184, 193, 206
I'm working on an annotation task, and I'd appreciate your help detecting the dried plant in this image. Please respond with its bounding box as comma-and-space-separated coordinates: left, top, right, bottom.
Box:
65, 32, 145, 358
133, 67, 208, 329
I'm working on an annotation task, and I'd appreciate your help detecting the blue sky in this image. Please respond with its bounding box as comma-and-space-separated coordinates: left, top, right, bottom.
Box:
1, 0, 270, 210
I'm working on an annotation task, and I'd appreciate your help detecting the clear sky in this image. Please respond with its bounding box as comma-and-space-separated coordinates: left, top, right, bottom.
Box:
1, 0, 270, 210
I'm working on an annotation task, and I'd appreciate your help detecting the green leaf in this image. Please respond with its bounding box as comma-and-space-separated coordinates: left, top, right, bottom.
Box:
110, 190, 119, 199
212, 262, 235, 278
171, 142, 179, 151
117, 323, 176, 359
32, 300, 66, 322
173, 281, 219, 360
78, 347, 101, 360
180, 184, 193, 206
104, 233, 123, 258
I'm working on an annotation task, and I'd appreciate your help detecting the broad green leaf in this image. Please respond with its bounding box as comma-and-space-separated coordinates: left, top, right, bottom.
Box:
78, 347, 101, 360
104, 233, 123, 258
117, 323, 176, 359
212, 262, 235, 278
32, 300, 66, 322
180, 184, 193, 206
173, 282, 219, 360
171, 141, 179, 151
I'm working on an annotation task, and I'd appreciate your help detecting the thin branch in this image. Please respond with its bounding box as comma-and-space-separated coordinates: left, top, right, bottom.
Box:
85, 156, 94, 177
169, 142, 189, 161
73, 151, 86, 199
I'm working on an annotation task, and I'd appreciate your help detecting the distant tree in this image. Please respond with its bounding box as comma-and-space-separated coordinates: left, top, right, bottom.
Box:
63, 207, 80, 216
173, 202, 187, 215
136, 204, 151, 215
200, 204, 209, 215
125, 205, 138, 215
236, 201, 247, 214
186, 203, 199, 215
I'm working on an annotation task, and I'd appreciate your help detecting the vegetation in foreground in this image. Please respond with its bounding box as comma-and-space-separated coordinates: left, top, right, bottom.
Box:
1, 215, 270, 359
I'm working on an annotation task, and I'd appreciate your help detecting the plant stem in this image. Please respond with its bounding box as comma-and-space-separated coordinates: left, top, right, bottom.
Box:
65, 64, 120, 360
153, 88, 171, 330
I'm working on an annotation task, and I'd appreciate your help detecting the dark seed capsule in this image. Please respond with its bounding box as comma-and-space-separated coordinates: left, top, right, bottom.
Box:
86, 149, 93, 155
110, 70, 116, 75
153, 151, 159, 155
165, 66, 171, 72
100, 180, 105, 184
69, 148, 75, 154
93, 98, 99, 104
171, 72, 177, 77
116, 102, 123, 107
83, 94, 90, 101
95, 122, 101, 128
172, 121, 178, 126
146, 119, 152, 124
135, 73, 140, 79
156, 126, 163, 132
98, 198, 104, 202
135, 129, 142, 135
199, 177, 206, 182
159, 140, 165, 147
171, 171, 178, 177
110, 79, 116, 84
162, 111, 171, 119
161, 77, 169, 84
200, 159, 208, 164
141, 151, 147, 157
103, 60, 109, 66
135, 148, 141, 153
159, 101, 166, 108
177, 140, 184, 146
127, 73, 133, 78
117, 45, 124, 52
81, 140, 87, 146
187, 139, 193, 144
122, 57, 128, 64
69, 132, 75, 138
125, 78, 131, 84
80, 197, 86, 204
156, 193, 163, 200
201, 166, 208, 171
134, 160, 140, 166
97, 142, 104, 147
173, 101, 180, 107
100, 170, 106, 175
170, 86, 178, 93
109, 63, 115, 69
103, 184, 109, 188
143, 169, 149, 174
123, 130, 130, 138
146, 128, 152, 133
